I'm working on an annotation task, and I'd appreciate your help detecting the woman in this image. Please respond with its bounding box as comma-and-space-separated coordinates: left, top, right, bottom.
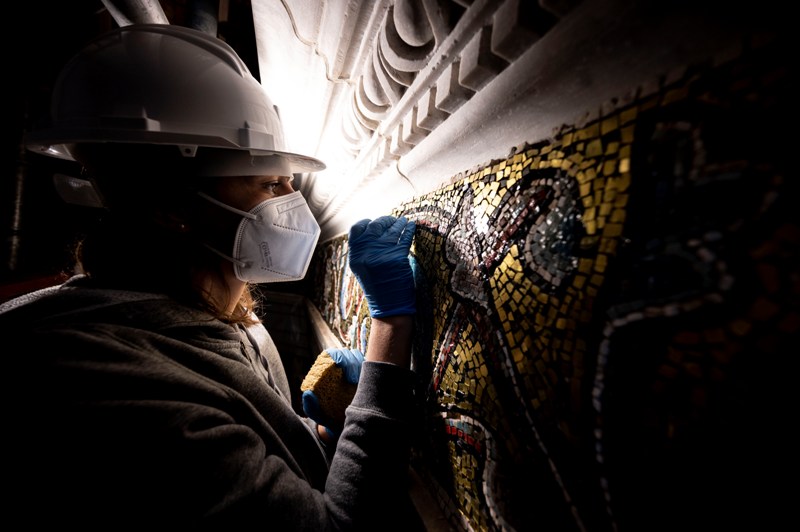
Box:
2, 24, 420, 529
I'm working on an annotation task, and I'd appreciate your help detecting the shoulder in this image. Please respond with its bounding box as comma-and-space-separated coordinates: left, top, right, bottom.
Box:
0, 278, 69, 314
0, 275, 214, 334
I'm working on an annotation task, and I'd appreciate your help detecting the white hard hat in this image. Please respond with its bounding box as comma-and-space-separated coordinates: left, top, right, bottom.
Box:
25, 23, 325, 176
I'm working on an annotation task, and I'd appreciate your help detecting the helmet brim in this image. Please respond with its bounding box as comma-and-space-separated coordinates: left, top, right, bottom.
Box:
193, 147, 326, 176
25, 135, 327, 176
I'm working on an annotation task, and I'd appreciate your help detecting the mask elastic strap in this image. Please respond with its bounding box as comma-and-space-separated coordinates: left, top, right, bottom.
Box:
195, 191, 250, 268
202, 243, 247, 268
196, 191, 258, 220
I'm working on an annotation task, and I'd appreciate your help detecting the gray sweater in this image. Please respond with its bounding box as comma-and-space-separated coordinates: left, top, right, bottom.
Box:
0, 275, 419, 529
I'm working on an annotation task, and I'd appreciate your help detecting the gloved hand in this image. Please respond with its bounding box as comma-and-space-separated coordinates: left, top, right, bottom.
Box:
348, 215, 417, 318
301, 347, 365, 436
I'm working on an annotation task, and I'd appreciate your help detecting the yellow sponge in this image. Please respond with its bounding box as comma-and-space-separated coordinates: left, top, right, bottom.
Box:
300, 350, 358, 428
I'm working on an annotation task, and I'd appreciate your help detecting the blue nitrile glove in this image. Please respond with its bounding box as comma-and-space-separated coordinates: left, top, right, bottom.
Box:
348, 215, 417, 317
302, 347, 365, 436
325, 347, 364, 384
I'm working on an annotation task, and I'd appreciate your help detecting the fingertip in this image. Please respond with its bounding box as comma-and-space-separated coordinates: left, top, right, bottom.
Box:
388, 216, 408, 235
324, 347, 343, 364
324, 425, 337, 441
399, 221, 416, 246
375, 215, 399, 231
302, 390, 320, 419
348, 219, 371, 239
397, 216, 415, 231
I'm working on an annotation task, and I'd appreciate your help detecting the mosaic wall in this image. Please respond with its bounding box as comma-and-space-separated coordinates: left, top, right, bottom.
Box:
310, 39, 794, 531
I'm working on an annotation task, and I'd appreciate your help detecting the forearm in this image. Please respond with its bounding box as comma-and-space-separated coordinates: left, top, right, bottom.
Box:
365, 315, 413, 368
327, 360, 416, 526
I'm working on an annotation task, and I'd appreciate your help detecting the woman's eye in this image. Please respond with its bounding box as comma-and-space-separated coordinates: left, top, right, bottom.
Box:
259, 176, 292, 193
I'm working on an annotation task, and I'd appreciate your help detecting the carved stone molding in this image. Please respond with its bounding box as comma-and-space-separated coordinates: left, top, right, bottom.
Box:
312, 0, 581, 232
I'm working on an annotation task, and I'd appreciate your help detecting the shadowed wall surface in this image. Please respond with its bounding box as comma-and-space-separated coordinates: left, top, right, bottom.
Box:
309, 34, 794, 532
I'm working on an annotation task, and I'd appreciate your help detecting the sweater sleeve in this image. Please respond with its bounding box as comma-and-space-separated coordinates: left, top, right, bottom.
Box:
323, 361, 418, 529
202, 361, 420, 530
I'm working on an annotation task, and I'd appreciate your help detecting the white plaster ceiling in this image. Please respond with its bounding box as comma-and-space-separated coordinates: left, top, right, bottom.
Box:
250, 0, 771, 242
252, 0, 415, 242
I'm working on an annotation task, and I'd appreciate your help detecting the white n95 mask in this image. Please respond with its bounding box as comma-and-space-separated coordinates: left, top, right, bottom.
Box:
198, 190, 321, 283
